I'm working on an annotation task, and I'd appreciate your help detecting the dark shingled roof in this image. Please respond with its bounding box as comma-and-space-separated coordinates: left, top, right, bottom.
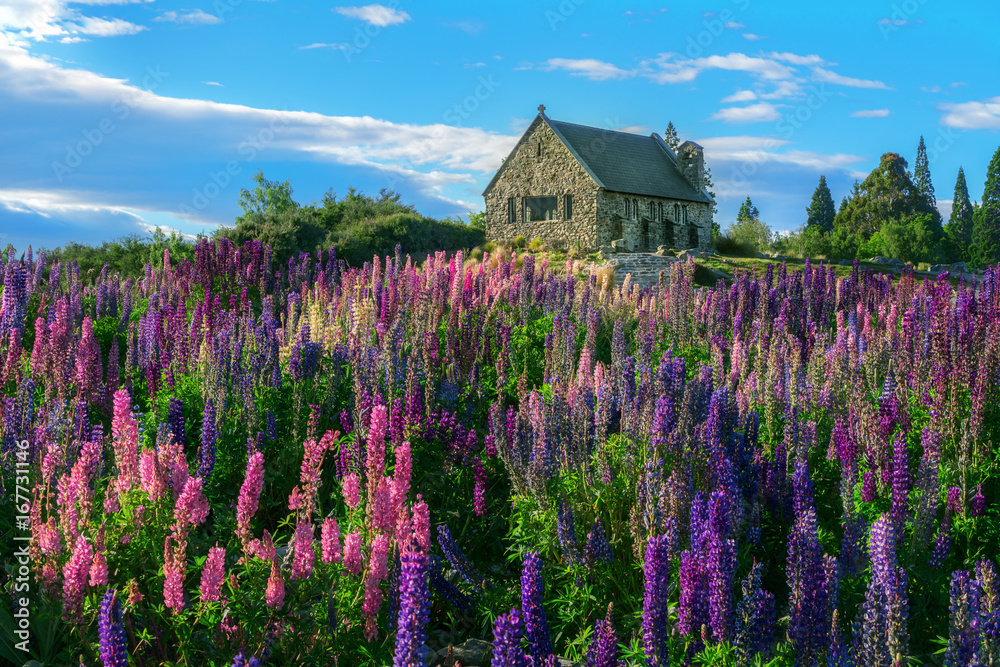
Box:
545, 118, 713, 204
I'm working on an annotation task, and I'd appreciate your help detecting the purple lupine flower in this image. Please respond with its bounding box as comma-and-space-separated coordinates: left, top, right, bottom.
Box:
586, 604, 619, 667
473, 456, 487, 516
643, 534, 672, 666
786, 508, 828, 666
491, 608, 527, 667
428, 555, 473, 615
970, 485, 986, 517
167, 398, 186, 448
198, 398, 217, 480
437, 524, 488, 592
944, 570, 982, 667
948, 486, 963, 514
859, 515, 909, 667
733, 562, 775, 664
889, 432, 910, 535
707, 528, 737, 643
556, 500, 580, 565
393, 551, 430, 667
861, 471, 877, 503
584, 517, 613, 568
521, 551, 554, 661
931, 514, 952, 569
98, 588, 128, 667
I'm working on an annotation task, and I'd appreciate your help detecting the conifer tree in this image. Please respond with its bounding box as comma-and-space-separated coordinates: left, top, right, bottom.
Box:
664, 122, 679, 151
945, 167, 974, 252
972, 146, 1000, 264
913, 136, 937, 209
737, 196, 759, 223
805, 175, 836, 233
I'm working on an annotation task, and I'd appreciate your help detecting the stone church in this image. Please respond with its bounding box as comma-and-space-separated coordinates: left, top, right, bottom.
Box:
483, 106, 714, 252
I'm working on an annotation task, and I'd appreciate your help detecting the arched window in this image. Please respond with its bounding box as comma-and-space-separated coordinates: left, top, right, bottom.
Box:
674, 203, 680, 221
624, 199, 629, 217
649, 201, 654, 218
633, 199, 638, 218
537, 142, 542, 158
682, 205, 689, 224
657, 203, 663, 221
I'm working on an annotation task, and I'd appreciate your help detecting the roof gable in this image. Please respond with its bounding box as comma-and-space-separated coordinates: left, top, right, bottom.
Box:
482, 113, 713, 205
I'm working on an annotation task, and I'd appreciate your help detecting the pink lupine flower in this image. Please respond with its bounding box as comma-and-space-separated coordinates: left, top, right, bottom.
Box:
237, 451, 265, 542
252, 531, 276, 563
342, 473, 361, 509
62, 534, 92, 622
265, 559, 285, 610
392, 441, 412, 513
72, 317, 103, 402
139, 446, 167, 502
321, 516, 342, 564
366, 404, 389, 486
111, 389, 140, 495
173, 476, 210, 534
396, 504, 413, 553
103, 492, 120, 514
343, 532, 365, 576
36, 517, 61, 557
371, 477, 394, 534
163, 537, 186, 611
89, 531, 108, 587
199, 545, 226, 602
169, 448, 190, 502
363, 533, 390, 641
412, 495, 431, 552
291, 519, 315, 580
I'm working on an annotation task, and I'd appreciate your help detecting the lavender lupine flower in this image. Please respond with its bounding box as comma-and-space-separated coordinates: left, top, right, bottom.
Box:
861, 471, 877, 504
556, 500, 580, 565
492, 608, 528, 667
198, 398, 217, 480
521, 551, 554, 662
708, 528, 737, 643
98, 589, 128, 667
167, 398, 186, 448
889, 432, 910, 536
858, 515, 908, 667
393, 551, 430, 667
586, 604, 619, 667
643, 534, 672, 666
944, 570, 983, 667
931, 514, 952, 569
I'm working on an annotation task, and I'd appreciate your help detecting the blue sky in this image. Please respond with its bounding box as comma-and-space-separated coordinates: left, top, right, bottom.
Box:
2, 0, 999, 252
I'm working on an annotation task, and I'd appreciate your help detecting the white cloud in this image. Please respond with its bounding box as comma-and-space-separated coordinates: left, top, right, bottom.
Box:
877, 17, 922, 26
615, 124, 648, 134
742, 33, 765, 41
59, 35, 88, 43
940, 97, 1000, 129
445, 19, 483, 35
937, 199, 953, 222
812, 67, 891, 90
710, 102, 781, 123
0, 1, 148, 40
334, 4, 411, 27
722, 89, 756, 103
724, 21, 745, 29
921, 84, 942, 93
203, 80, 222, 86
69, 16, 145, 35
768, 52, 827, 66
850, 108, 890, 118
645, 52, 797, 84
543, 57, 632, 81
299, 42, 351, 50
154, 10, 221, 25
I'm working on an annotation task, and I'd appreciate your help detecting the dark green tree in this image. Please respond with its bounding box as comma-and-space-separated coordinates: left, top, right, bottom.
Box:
945, 166, 975, 253
913, 136, 937, 209
833, 153, 940, 238
737, 196, 759, 223
805, 175, 836, 232
237, 169, 298, 222
972, 146, 1000, 265
664, 122, 679, 150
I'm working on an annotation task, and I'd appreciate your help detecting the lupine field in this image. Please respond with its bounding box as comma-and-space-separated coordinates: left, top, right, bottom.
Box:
1, 239, 999, 667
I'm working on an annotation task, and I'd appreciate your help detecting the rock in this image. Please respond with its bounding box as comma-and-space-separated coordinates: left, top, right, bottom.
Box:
930, 264, 947, 273
701, 247, 718, 255
611, 238, 631, 252
711, 268, 731, 280
838, 260, 853, 266
773, 254, 788, 261
951, 261, 970, 273
598, 245, 615, 255
557, 658, 585, 667
756, 252, 770, 259
869, 256, 890, 265
887, 258, 905, 268
437, 639, 492, 666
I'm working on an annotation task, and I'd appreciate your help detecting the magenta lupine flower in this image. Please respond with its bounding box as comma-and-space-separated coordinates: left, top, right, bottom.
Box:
98, 588, 128, 667
236, 451, 264, 544
521, 551, 553, 661
139, 446, 167, 502
62, 533, 93, 622
200, 545, 226, 602
321, 516, 342, 563
473, 456, 487, 516
111, 389, 140, 496
367, 404, 389, 485
36, 517, 61, 557
393, 440, 412, 513
342, 473, 361, 509
678, 549, 709, 639
371, 477, 395, 534
395, 504, 413, 553
89, 535, 108, 587
363, 533, 391, 640
491, 608, 528, 667
173, 476, 210, 534
970, 485, 986, 517
343, 532, 365, 576
393, 551, 430, 667
265, 558, 285, 610
72, 317, 103, 403
412, 496, 430, 552
291, 518, 315, 580
163, 537, 186, 612
948, 486, 963, 514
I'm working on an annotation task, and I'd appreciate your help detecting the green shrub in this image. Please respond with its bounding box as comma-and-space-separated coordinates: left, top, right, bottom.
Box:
712, 234, 756, 257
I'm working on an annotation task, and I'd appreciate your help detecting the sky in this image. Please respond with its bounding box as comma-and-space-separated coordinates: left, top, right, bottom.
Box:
2, 0, 1000, 252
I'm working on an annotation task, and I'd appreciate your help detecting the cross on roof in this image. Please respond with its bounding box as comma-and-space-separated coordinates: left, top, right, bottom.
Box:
538, 104, 546, 114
